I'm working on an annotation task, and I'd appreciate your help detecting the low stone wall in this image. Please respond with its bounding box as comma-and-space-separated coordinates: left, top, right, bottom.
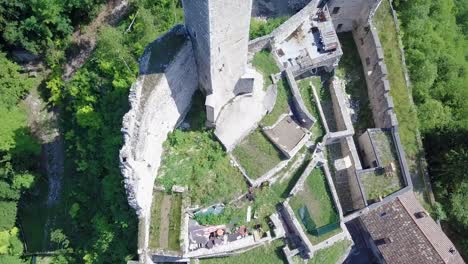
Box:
285, 69, 316, 129
248, 34, 273, 54
119, 25, 198, 218
326, 78, 355, 145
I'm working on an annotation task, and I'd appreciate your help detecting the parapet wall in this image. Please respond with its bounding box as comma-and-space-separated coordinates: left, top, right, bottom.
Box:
119, 26, 198, 218
353, 23, 397, 128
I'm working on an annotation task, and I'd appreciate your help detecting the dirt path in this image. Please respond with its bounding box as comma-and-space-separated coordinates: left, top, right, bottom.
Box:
62, 0, 130, 80
158, 194, 172, 249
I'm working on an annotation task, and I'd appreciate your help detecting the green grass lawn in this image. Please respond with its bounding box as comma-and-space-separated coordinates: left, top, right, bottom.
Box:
312, 76, 338, 132
360, 169, 401, 201
200, 239, 286, 264
168, 194, 182, 251
157, 92, 248, 206
297, 77, 326, 142
148, 191, 164, 249
308, 239, 352, 264
373, 0, 429, 205
252, 50, 280, 89
261, 77, 292, 126
289, 168, 340, 243
233, 129, 284, 179
337, 33, 374, 134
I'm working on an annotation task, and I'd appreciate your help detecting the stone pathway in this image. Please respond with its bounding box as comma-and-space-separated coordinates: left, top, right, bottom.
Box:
158, 194, 172, 249
63, 0, 130, 80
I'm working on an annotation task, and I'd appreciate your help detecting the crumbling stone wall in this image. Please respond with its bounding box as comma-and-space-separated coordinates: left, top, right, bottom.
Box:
119, 27, 198, 218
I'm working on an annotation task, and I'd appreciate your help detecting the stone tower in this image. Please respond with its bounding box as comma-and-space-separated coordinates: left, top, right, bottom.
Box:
182, 0, 253, 126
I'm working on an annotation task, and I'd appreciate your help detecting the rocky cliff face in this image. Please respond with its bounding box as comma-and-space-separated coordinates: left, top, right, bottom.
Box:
119, 26, 198, 218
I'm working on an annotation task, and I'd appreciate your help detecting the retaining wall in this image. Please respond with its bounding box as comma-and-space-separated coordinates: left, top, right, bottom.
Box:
119, 26, 198, 219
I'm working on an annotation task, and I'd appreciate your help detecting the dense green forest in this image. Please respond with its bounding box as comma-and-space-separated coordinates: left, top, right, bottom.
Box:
0, 0, 182, 263
0, 0, 466, 263
394, 0, 468, 254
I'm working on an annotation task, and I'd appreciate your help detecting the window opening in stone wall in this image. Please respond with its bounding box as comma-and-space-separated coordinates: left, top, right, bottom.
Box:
337, 24, 343, 31
366, 57, 371, 66
332, 7, 340, 14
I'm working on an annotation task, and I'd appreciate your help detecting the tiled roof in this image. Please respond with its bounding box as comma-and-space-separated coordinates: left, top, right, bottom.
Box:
361, 192, 465, 264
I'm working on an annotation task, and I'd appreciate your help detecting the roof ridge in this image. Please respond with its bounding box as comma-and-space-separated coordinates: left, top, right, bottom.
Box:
397, 193, 447, 263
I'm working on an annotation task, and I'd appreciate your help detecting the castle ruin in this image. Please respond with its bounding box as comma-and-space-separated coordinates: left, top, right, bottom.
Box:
120, 0, 464, 263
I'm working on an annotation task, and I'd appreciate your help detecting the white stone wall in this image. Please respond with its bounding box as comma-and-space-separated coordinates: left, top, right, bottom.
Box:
183, 0, 252, 124
120, 37, 198, 218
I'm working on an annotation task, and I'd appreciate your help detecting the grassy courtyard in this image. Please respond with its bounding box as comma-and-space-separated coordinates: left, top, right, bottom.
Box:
373, 0, 430, 205
233, 129, 284, 179
289, 168, 340, 244
157, 92, 248, 206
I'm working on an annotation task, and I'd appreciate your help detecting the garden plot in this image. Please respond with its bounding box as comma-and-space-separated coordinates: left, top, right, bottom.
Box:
149, 191, 183, 252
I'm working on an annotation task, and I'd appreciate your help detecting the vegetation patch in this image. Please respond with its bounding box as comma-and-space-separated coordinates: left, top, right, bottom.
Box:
168, 194, 182, 251
308, 239, 352, 264
148, 192, 164, 249
232, 129, 284, 179
373, 0, 428, 202
312, 75, 338, 132
289, 168, 340, 243
252, 50, 280, 89
297, 77, 326, 142
199, 239, 286, 264
361, 130, 404, 201
336, 33, 374, 134
157, 94, 247, 206
261, 77, 292, 126
148, 192, 183, 252
250, 17, 288, 40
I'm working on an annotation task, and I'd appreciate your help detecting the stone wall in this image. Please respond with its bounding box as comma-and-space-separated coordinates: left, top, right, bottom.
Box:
119, 26, 198, 218
327, 0, 380, 32
285, 69, 316, 129
248, 35, 273, 54
326, 78, 355, 144
353, 24, 397, 128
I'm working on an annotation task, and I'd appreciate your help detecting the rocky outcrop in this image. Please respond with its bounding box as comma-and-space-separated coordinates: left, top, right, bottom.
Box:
119, 26, 198, 218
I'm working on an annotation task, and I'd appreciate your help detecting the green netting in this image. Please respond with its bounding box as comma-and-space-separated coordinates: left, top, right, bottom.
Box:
298, 206, 339, 236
